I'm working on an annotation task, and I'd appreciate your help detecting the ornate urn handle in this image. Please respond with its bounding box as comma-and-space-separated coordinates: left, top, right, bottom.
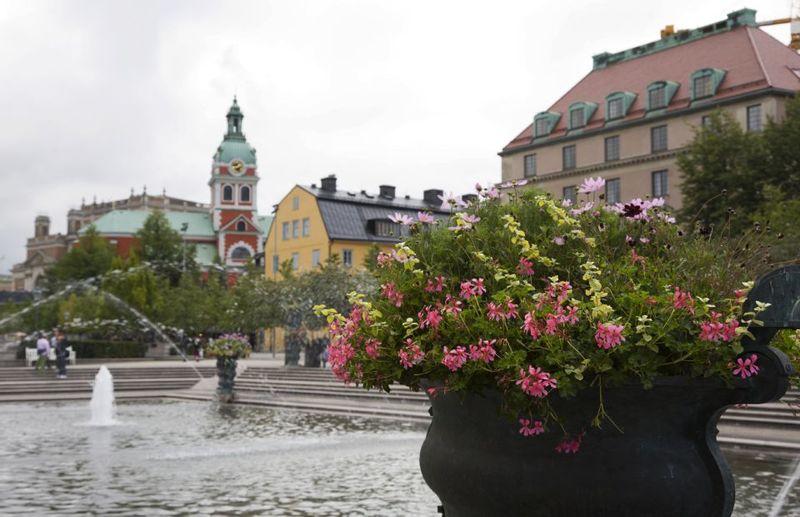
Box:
736, 265, 800, 404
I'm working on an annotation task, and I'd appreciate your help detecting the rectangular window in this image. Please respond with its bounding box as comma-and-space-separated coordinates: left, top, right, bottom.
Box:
292, 220, 299, 239
311, 249, 321, 267
302, 218, 310, 237
281, 222, 289, 240
747, 104, 762, 132
701, 115, 711, 128
651, 125, 668, 153
374, 220, 402, 237
694, 75, 712, 99
604, 136, 620, 162
562, 145, 576, 170
569, 108, 585, 129
524, 154, 537, 177
291, 252, 299, 270
562, 185, 577, 204
605, 178, 621, 204
272, 255, 279, 273
342, 249, 353, 268
607, 98, 624, 119
535, 118, 549, 137
292, 196, 299, 210
649, 87, 666, 109
652, 170, 668, 198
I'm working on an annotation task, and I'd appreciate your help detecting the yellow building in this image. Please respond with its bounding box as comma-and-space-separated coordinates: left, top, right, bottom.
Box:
264, 175, 451, 277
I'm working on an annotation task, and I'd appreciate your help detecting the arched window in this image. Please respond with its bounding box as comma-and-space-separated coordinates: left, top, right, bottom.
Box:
236, 221, 246, 232
240, 185, 251, 202
222, 185, 233, 202
231, 247, 251, 260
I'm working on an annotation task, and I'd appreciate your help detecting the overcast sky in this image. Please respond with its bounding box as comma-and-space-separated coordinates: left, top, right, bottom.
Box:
0, 0, 792, 273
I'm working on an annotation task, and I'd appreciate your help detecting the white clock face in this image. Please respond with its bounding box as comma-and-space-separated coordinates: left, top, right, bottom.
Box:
230, 159, 245, 176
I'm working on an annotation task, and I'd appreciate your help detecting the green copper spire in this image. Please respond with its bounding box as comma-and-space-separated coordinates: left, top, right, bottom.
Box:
225, 96, 244, 140
215, 96, 257, 164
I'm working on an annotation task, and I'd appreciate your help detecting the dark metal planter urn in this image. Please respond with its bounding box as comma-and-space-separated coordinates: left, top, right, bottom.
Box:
216, 356, 238, 403
420, 266, 799, 517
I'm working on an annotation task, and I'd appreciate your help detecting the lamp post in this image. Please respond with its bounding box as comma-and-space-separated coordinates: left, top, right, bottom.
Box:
180, 222, 189, 272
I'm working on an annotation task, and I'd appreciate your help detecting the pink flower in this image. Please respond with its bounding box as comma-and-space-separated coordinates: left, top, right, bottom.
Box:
442, 294, 463, 315
722, 319, 740, 341
630, 249, 646, 265
673, 287, 695, 314
376, 252, 393, 267
475, 182, 483, 192
732, 354, 759, 379
426, 387, 440, 398
437, 192, 467, 210
398, 339, 425, 369
505, 300, 519, 320
380, 282, 404, 307
364, 338, 381, 359
417, 212, 435, 224
516, 366, 557, 398
388, 212, 414, 225
418, 306, 443, 329
553, 236, 565, 246
569, 201, 595, 216
486, 302, 505, 321
519, 418, 544, 437
595, 322, 625, 349
516, 257, 534, 276
734, 289, 747, 300
555, 433, 585, 454
468, 338, 497, 363
578, 177, 606, 194
544, 313, 560, 335
699, 312, 739, 343
522, 312, 541, 339
473, 278, 486, 295
459, 278, 486, 299
425, 275, 446, 293
462, 214, 481, 225
483, 187, 500, 199
441, 346, 468, 371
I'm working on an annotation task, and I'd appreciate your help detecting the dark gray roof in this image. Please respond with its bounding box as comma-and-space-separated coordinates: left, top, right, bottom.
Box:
301, 185, 451, 243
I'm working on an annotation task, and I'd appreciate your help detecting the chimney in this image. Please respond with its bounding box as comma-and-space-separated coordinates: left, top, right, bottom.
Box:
321, 174, 337, 193
379, 185, 396, 199
462, 193, 478, 204
423, 189, 443, 206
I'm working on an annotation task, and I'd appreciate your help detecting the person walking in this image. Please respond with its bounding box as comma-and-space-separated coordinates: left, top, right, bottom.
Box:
54, 330, 68, 379
35, 333, 50, 371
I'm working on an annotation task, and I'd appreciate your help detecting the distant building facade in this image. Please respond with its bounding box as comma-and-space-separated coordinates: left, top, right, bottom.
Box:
11, 98, 272, 290
499, 8, 800, 208
265, 175, 451, 277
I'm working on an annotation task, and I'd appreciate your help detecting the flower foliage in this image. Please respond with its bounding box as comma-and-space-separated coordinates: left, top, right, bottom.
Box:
206, 333, 251, 358
315, 188, 779, 440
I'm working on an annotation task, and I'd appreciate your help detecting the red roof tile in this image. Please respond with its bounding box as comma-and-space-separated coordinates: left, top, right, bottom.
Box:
502, 27, 800, 153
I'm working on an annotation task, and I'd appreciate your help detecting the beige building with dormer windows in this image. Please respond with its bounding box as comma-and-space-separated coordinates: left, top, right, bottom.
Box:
499, 9, 800, 209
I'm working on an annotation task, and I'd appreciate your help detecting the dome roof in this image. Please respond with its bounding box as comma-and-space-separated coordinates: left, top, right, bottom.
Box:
214, 96, 257, 165
216, 140, 256, 164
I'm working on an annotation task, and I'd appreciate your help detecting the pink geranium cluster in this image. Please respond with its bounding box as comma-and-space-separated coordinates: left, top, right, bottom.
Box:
468, 339, 497, 363
381, 281, 404, 307
398, 339, 425, 369
486, 300, 518, 321
516, 366, 558, 398
555, 433, 585, 454
519, 418, 544, 436
516, 257, 534, 276
595, 322, 625, 349
441, 346, 468, 371
327, 305, 367, 382
699, 311, 739, 343
460, 278, 487, 299
672, 287, 695, 314
425, 275, 446, 293
418, 306, 444, 329
732, 354, 759, 379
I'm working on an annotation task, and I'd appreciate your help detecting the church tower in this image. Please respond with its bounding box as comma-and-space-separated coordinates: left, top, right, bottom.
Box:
209, 97, 262, 265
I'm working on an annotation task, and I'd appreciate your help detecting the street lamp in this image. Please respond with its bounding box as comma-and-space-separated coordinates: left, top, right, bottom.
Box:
180, 222, 189, 272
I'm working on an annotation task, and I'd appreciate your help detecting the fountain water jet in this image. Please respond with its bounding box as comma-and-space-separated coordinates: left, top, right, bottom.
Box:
89, 366, 116, 426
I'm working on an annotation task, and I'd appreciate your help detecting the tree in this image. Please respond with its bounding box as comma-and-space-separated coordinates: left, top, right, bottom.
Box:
761, 94, 800, 195
135, 211, 196, 283
677, 110, 764, 235
47, 225, 115, 283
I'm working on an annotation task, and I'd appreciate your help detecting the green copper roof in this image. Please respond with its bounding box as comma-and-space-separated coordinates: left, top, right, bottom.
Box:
256, 215, 273, 235
80, 210, 216, 238
216, 139, 256, 164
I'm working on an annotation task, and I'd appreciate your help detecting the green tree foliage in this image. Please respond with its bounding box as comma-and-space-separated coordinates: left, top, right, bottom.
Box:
761, 95, 800, 195
751, 186, 800, 264
135, 211, 197, 283
47, 225, 115, 282
677, 110, 764, 235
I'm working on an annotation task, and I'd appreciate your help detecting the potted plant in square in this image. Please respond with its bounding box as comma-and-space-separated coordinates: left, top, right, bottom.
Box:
315, 182, 800, 516
207, 333, 251, 402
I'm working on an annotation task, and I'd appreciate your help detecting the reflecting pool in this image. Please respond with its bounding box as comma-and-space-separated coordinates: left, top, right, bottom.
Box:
0, 400, 798, 516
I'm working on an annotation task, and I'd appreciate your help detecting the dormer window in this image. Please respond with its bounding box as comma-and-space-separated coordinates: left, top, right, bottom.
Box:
567, 102, 597, 130
690, 68, 726, 101
236, 221, 246, 232
605, 92, 636, 121
570, 107, 585, 129
646, 81, 679, 111
533, 111, 561, 138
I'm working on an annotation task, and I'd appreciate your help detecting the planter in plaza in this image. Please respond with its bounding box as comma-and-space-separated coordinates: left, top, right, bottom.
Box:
314, 184, 800, 515
208, 333, 251, 403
